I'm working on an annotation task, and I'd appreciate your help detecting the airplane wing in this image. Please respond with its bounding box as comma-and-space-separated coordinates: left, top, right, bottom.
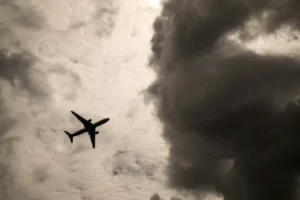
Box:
70, 128, 87, 137
71, 111, 92, 127
88, 128, 96, 149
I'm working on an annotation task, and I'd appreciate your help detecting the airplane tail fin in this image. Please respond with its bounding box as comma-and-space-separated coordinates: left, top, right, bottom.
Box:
64, 131, 73, 143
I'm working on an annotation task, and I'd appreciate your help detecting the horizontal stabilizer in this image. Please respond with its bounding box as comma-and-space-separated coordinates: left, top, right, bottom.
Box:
64, 131, 73, 143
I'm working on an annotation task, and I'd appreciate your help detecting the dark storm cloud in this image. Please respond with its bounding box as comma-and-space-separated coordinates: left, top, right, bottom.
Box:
145, 0, 300, 200
150, 0, 300, 59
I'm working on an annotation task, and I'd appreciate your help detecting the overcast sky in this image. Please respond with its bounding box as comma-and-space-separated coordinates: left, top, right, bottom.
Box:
2, 0, 300, 200
0, 0, 183, 199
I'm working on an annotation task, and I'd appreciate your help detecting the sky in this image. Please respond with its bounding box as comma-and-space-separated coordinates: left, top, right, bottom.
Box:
2, 0, 300, 200
0, 0, 182, 199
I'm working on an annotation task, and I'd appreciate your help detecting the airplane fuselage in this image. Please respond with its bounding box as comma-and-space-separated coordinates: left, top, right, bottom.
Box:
93, 118, 110, 127
83, 118, 110, 133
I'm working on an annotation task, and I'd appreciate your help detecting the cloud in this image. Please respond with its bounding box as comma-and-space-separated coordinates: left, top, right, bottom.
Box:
145, 0, 300, 199
0, 0, 46, 52
93, 0, 119, 37
112, 149, 163, 179
0, 51, 49, 97
67, 0, 119, 38
0, 85, 36, 200
150, 193, 163, 200
0, 2, 85, 199
149, 193, 183, 200
47, 65, 81, 101
0, 1, 173, 199
0, 92, 17, 136
0, 51, 50, 199
0, 0, 46, 30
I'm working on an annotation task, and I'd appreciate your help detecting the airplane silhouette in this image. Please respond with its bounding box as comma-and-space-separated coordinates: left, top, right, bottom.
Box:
64, 111, 110, 149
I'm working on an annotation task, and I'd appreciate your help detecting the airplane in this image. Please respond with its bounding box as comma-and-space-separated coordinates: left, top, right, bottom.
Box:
64, 111, 110, 149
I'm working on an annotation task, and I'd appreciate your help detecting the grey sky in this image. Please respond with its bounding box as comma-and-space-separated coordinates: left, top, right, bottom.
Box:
2, 0, 300, 200
0, 0, 180, 200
